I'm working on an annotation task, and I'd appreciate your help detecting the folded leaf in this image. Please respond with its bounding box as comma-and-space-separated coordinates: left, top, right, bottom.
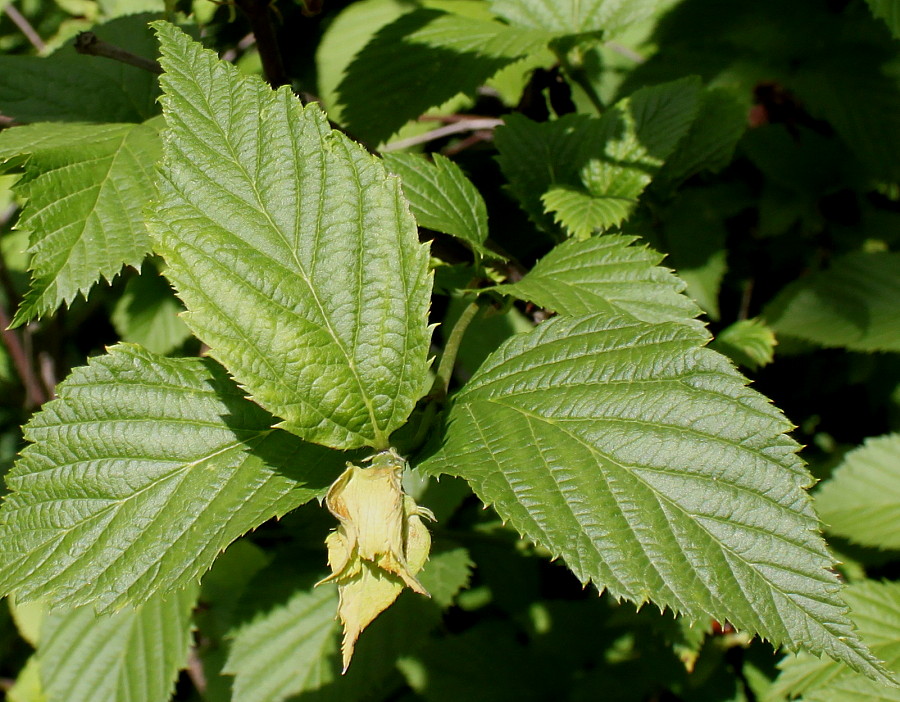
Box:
148, 22, 433, 450
422, 313, 893, 684
0, 344, 344, 610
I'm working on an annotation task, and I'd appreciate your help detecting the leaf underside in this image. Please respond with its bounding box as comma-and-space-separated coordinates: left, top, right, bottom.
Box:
0, 344, 344, 611
422, 313, 893, 684
148, 22, 433, 451
39, 585, 198, 702
816, 433, 900, 550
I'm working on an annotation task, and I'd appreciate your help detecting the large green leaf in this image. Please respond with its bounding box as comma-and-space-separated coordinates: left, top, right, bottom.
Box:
771, 580, 900, 701
488, 0, 669, 35
0, 14, 161, 123
337, 9, 550, 145
764, 251, 900, 353
422, 313, 892, 683
496, 78, 700, 237
493, 234, 700, 323
38, 586, 198, 702
0, 344, 344, 610
816, 434, 900, 551
383, 152, 492, 257
0, 121, 161, 327
148, 22, 433, 450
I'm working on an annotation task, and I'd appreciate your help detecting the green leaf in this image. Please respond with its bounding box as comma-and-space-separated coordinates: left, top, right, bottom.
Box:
655, 87, 747, 188
867, 0, 900, 38
541, 187, 634, 240
771, 580, 900, 701
38, 586, 198, 702
7, 656, 45, 702
337, 9, 550, 145
764, 251, 900, 353
223, 545, 471, 702
496, 77, 701, 236
0, 121, 161, 327
383, 152, 493, 257
422, 313, 892, 684
148, 22, 433, 450
493, 234, 700, 323
816, 434, 900, 551
0, 14, 161, 123
224, 567, 340, 702
316, 0, 413, 124
488, 0, 669, 35
0, 344, 344, 610
110, 264, 192, 356
710, 318, 777, 371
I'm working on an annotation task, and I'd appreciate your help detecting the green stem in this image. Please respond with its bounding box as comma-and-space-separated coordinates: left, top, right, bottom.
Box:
404, 300, 482, 454
431, 300, 481, 402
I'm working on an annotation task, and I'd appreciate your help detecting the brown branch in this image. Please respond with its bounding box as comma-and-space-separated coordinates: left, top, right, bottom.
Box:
234, 0, 289, 89
0, 302, 48, 410
74, 32, 163, 74
2, 3, 44, 52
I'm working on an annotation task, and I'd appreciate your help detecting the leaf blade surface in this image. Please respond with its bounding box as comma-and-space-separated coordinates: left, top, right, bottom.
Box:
422, 313, 892, 682
149, 22, 433, 450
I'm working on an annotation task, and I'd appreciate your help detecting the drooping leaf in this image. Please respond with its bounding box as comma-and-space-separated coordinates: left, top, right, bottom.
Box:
496, 77, 701, 236
764, 251, 900, 353
337, 9, 550, 145
422, 313, 892, 683
224, 546, 471, 702
110, 264, 192, 356
0, 344, 344, 610
0, 121, 161, 327
771, 580, 900, 701
383, 152, 493, 257
38, 585, 198, 702
816, 434, 900, 551
710, 318, 777, 371
148, 22, 433, 450
493, 234, 700, 323
488, 0, 670, 35
0, 13, 162, 123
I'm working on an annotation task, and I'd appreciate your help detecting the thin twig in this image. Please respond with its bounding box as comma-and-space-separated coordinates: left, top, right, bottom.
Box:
2, 3, 44, 52
382, 119, 503, 152
0, 302, 48, 410
185, 648, 207, 695
431, 300, 481, 402
75, 32, 162, 74
220, 32, 256, 63
605, 41, 645, 64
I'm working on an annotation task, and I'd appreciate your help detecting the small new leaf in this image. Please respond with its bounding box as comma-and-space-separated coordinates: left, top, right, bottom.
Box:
319, 450, 434, 671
